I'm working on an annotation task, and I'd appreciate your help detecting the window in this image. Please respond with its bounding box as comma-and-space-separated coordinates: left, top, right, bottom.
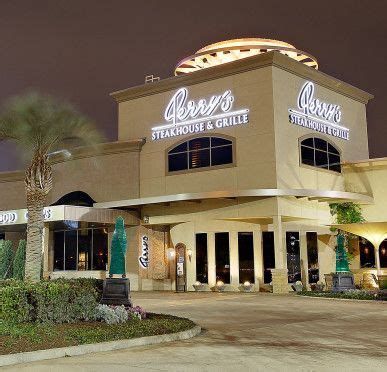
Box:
238, 232, 255, 283
306, 232, 319, 283
286, 232, 301, 283
215, 232, 230, 284
195, 233, 208, 283
300, 137, 341, 172
168, 136, 233, 173
53, 225, 108, 271
359, 238, 375, 268
262, 232, 275, 284
379, 240, 387, 268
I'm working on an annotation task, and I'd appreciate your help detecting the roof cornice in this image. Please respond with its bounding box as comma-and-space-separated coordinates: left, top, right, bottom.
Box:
0, 139, 146, 182
110, 51, 373, 104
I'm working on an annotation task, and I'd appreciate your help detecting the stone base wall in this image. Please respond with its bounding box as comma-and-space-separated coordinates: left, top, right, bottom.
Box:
271, 269, 289, 294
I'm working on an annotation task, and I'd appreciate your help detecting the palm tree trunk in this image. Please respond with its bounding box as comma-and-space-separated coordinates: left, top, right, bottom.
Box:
24, 153, 52, 282
24, 190, 46, 281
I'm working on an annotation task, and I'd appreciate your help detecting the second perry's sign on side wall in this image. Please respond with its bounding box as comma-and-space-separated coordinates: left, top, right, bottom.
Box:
289, 81, 350, 140
151, 88, 250, 140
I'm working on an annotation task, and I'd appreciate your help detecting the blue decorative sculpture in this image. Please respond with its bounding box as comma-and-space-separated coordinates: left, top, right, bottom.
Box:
109, 216, 127, 278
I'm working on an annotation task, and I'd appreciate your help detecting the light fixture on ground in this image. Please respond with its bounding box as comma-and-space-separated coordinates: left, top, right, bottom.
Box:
216, 280, 225, 292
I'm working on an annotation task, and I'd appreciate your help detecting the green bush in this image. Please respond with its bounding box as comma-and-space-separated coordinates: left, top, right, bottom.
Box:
0, 240, 14, 279
50, 277, 103, 301
0, 278, 100, 323
0, 283, 32, 322
298, 289, 385, 301
12, 240, 26, 280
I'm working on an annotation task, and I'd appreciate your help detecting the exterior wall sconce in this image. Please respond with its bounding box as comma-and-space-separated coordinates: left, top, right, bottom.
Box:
187, 248, 193, 261
167, 247, 175, 260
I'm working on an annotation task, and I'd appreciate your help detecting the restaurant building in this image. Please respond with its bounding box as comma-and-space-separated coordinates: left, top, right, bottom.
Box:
0, 38, 385, 291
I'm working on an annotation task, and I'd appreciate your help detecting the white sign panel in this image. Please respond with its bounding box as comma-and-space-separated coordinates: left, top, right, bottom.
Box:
288, 81, 349, 140
0, 207, 53, 226
139, 235, 149, 269
151, 87, 249, 140
0, 212, 17, 225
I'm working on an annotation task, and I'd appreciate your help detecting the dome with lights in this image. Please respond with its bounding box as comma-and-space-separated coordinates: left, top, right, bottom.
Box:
174, 38, 318, 75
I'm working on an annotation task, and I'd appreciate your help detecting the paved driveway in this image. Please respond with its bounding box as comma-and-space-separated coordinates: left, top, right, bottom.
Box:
2, 292, 387, 371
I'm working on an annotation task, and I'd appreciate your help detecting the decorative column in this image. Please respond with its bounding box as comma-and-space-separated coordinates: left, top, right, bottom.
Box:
374, 245, 382, 275
273, 215, 286, 269
207, 233, 216, 288
253, 230, 263, 288
229, 231, 239, 289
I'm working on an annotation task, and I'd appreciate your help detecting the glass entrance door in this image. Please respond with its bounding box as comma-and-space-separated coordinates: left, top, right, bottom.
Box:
286, 232, 301, 283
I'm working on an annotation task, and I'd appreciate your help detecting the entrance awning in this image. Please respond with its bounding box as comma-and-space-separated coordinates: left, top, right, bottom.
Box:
330, 222, 387, 248
0, 205, 139, 230
330, 222, 387, 274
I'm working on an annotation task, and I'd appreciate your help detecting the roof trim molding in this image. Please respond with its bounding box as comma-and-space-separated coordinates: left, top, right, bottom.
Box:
110, 51, 373, 104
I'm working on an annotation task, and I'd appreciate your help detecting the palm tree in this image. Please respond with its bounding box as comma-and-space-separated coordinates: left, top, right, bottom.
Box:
0, 92, 101, 281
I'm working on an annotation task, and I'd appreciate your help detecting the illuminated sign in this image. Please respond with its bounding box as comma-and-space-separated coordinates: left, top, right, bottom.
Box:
139, 235, 149, 269
0, 212, 17, 225
24, 208, 52, 221
151, 87, 249, 140
289, 81, 349, 140
0, 207, 53, 226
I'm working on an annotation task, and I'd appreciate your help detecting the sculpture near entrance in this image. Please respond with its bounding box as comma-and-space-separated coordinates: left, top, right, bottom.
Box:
109, 216, 127, 278
332, 234, 355, 292
101, 216, 131, 306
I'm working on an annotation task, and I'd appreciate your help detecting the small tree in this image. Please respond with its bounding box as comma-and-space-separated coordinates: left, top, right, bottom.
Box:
0, 92, 101, 281
13, 240, 26, 280
329, 202, 365, 261
0, 240, 14, 279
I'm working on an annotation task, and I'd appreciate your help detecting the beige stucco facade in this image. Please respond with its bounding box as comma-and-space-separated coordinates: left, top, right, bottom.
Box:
0, 51, 385, 292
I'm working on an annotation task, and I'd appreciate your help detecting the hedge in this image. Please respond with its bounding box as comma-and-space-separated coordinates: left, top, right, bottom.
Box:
0, 240, 14, 279
12, 240, 26, 280
0, 278, 103, 323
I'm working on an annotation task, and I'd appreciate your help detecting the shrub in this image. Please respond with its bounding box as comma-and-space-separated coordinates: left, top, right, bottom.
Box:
298, 289, 385, 301
12, 240, 26, 280
0, 279, 99, 323
0, 240, 14, 279
0, 282, 32, 322
51, 277, 103, 301
32, 281, 98, 323
96, 304, 129, 324
128, 306, 147, 320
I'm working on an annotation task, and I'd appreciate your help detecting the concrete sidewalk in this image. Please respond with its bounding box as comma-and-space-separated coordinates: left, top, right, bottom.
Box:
2, 292, 386, 371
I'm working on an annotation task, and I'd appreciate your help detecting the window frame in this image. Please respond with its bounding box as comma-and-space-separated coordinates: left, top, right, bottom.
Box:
165, 134, 236, 175
298, 135, 342, 174
53, 226, 109, 272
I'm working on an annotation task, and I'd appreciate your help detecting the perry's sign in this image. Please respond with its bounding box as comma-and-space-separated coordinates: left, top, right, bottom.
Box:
151, 87, 249, 140
139, 235, 149, 269
289, 81, 349, 140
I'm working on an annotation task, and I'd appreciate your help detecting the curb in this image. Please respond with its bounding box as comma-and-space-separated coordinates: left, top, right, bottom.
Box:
0, 325, 201, 367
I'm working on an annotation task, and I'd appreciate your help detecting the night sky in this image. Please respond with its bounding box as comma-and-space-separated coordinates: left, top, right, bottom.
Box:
0, 0, 386, 171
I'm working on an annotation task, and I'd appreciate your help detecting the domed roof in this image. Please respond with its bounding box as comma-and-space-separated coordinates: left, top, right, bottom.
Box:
174, 38, 318, 75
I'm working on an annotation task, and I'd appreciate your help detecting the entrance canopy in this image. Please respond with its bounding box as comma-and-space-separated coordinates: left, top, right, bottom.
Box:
330, 222, 387, 248
0, 205, 138, 231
